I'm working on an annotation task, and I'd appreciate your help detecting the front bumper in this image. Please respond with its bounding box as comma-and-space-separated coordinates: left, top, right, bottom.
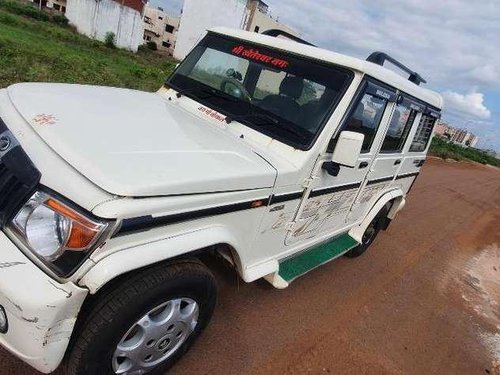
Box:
0, 231, 88, 373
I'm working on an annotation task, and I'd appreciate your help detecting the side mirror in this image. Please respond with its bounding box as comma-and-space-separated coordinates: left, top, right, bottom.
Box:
323, 131, 365, 176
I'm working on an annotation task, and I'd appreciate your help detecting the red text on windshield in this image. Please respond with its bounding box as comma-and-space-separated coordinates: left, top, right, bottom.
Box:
232, 46, 289, 69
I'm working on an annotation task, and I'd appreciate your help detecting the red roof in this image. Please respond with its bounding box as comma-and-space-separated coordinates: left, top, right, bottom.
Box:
113, 0, 145, 13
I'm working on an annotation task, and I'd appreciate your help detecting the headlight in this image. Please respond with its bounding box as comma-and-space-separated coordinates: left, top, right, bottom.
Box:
7, 191, 109, 277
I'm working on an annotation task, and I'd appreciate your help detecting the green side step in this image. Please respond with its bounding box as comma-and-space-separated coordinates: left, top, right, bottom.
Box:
278, 233, 359, 283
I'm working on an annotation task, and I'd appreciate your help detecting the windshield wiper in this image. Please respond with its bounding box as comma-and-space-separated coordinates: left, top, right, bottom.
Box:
226, 113, 304, 139
225, 113, 279, 125
175, 86, 237, 102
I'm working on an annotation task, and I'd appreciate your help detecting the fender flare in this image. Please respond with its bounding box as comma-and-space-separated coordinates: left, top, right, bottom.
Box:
348, 189, 405, 243
79, 226, 242, 294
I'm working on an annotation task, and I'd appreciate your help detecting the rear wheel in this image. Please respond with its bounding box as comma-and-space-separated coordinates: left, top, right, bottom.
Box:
345, 203, 391, 258
67, 259, 216, 375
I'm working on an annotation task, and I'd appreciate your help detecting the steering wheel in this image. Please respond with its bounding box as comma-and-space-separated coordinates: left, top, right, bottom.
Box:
220, 79, 252, 102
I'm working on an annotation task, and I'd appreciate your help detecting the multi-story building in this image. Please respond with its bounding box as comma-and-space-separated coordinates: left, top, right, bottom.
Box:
143, 6, 180, 56
435, 121, 479, 148
434, 121, 449, 136
452, 128, 468, 144
463, 133, 478, 147
244, 0, 299, 36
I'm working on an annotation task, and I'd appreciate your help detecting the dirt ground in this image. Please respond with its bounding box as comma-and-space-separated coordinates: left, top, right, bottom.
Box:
1, 158, 499, 375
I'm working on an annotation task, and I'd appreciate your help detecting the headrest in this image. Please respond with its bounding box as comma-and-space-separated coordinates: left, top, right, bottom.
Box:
279, 76, 304, 99
354, 103, 365, 119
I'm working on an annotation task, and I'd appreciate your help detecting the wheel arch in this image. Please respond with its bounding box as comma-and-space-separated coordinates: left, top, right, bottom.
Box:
79, 226, 245, 294
348, 189, 405, 243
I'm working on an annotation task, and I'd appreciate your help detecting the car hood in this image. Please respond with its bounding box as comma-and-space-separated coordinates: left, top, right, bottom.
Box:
7, 83, 277, 196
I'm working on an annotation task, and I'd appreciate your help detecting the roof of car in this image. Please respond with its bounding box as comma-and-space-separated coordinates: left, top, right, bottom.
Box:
209, 27, 443, 110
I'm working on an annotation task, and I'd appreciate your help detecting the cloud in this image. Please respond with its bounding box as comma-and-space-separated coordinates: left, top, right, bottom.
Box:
441, 91, 491, 119
263, 0, 500, 151
467, 65, 500, 85
264, 0, 500, 91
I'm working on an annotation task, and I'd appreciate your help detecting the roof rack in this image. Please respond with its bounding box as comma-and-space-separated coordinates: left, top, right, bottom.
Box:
261, 29, 316, 47
366, 51, 426, 86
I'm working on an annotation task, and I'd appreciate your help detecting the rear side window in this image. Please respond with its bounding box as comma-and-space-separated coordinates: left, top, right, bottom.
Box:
343, 93, 388, 152
380, 103, 416, 153
409, 114, 436, 152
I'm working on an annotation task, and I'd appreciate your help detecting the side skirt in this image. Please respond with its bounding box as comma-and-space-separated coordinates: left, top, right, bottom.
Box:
265, 233, 359, 288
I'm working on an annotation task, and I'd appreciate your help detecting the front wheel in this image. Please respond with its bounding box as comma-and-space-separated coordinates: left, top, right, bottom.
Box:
67, 259, 217, 375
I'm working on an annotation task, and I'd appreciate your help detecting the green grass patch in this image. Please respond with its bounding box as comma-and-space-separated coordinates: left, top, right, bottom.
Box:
429, 136, 500, 167
0, 6, 175, 91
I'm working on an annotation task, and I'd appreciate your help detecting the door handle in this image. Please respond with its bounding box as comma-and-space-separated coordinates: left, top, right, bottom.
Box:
413, 159, 425, 167
394, 159, 402, 165
359, 161, 369, 169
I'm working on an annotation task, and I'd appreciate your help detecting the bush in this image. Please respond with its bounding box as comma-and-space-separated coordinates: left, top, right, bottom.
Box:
52, 13, 68, 26
429, 136, 500, 167
146, 41, 157, 51
104, 31, 115, 48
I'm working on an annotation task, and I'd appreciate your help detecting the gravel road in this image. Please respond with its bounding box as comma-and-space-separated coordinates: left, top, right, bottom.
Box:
2, 158, 499, 374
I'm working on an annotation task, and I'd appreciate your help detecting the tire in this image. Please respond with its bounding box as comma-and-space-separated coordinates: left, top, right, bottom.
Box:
67, 258, 217, 375
344, 203, 391, 258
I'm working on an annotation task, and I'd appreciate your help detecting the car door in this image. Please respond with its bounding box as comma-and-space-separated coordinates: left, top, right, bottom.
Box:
347, 94, 426, 223
285, 79, 397, 245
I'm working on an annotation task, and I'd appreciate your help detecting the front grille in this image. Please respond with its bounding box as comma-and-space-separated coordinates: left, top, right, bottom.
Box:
0, 118, 40, 227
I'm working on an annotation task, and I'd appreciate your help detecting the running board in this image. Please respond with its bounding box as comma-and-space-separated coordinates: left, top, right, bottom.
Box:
266, 233, 359, 288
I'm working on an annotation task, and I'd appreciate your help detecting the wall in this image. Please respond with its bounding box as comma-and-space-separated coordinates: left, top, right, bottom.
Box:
66, 0, 144, 52
174, 0, 247, 60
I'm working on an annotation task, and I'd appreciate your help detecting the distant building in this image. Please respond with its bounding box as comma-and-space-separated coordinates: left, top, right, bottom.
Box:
65, 0, 146, 51
173, 0, 298, 60
464, 133, 478, 147
434, 121, 479, 148
433, 121, 449, 136
244, 0, 299, 36
143, 6, 180, 56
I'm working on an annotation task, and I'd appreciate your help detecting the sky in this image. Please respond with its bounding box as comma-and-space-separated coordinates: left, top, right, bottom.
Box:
149, 0, 500, 152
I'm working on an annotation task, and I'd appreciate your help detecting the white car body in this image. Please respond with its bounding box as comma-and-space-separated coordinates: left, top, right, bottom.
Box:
0, 27, 442, 373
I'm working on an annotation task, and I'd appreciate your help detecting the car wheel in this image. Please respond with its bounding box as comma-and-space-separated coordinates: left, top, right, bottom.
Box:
67, 258, 216, 375
345, 203, 391, 258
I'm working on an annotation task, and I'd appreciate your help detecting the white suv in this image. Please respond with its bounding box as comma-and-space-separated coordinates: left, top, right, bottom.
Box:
0, 27, 442, 374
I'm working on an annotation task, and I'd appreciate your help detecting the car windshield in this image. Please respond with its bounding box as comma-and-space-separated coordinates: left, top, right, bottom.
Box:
167, 34, 353, 150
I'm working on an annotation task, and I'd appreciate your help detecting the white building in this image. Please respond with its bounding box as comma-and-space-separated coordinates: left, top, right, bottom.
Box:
143, 6, 180, 56
174, 0, 248, 60
244, 0, 299, 36
65, 0, 145, 52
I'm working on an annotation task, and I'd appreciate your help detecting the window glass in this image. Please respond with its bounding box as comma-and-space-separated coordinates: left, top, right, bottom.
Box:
410, 114, 436, 152
187, 48, 250, 89
380, 103, 416, 153
254, 70, 286, 100
343, 93, 387, 152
